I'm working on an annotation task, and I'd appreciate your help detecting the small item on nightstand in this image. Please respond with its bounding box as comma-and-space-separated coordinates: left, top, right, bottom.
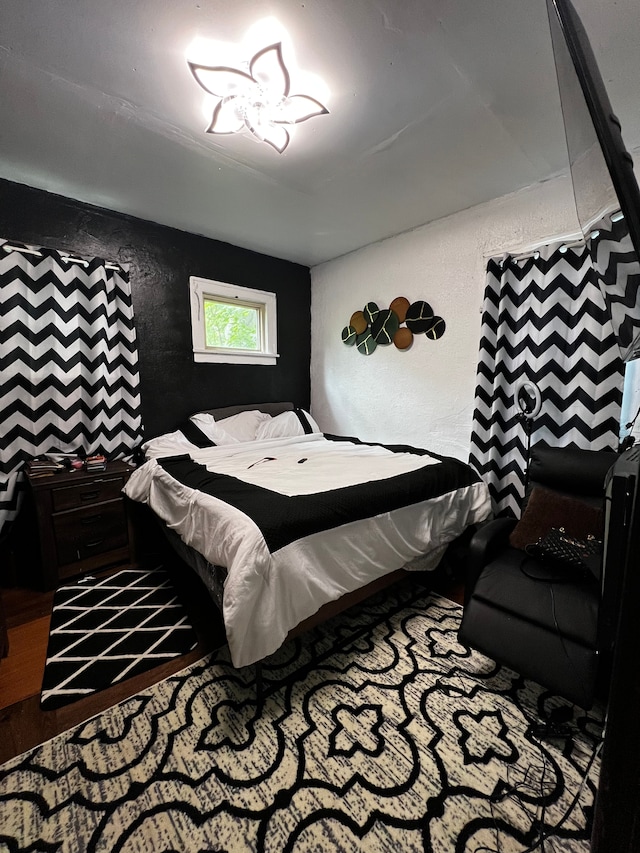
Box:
85, 454, 107, 473
25, 457, 64, 478
44, 451, 85, 471
46, 452, 80, 464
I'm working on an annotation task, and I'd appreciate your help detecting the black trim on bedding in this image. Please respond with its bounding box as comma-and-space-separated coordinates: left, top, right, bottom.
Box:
158, 444, 481, 554
323, 434, 452, 463
178, 420, 217, 448
294, 407, 314, 434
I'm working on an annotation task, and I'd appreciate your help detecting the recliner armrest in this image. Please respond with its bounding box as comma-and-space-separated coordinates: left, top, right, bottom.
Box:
464, 517, 517, 606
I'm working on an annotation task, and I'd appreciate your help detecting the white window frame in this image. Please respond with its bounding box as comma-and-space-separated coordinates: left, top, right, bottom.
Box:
189, 276, 279, 365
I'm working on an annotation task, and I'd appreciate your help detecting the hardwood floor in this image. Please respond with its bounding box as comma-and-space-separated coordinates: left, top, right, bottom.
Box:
0, 616, 50, 709
0, 555, 226, 765
0, 555, 464, 766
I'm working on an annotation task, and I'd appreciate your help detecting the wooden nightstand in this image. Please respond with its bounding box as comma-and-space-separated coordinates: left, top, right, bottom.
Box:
25, 460, 135, 590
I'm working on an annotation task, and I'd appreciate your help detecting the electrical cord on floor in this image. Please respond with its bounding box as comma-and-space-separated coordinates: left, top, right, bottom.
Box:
474, 756, 552, 853
433, 672, 569, 853
514, 736, 602, 853
472, 734, 603, 852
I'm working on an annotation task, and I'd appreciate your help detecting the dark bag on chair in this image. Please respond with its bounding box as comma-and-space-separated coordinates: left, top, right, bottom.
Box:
525, 526, 601, 578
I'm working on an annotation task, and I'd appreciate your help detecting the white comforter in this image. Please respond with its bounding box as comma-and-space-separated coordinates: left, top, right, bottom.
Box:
124, 433, 491, 667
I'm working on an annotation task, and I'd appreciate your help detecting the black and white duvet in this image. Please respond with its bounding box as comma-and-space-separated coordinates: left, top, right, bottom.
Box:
124, 432, 491, 667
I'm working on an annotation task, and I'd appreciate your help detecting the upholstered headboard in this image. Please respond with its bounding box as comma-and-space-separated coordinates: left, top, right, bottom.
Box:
199, 401, 295, 420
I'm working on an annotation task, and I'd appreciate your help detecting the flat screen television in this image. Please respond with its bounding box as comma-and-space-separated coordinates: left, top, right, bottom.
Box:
546, 0, 640, 261
547, 0, 640, 363
545, 2, 640, 849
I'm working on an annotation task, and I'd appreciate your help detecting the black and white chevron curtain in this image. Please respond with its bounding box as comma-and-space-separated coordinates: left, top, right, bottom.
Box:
469, 214, 640, 517
0, 240, 144, 537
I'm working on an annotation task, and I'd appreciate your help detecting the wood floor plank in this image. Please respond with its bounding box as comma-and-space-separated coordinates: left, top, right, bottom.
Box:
2, 586, 54, 628
0, 616, 50, 709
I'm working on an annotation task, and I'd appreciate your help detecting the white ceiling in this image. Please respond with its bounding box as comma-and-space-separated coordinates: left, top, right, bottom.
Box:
1, 0, 639, 266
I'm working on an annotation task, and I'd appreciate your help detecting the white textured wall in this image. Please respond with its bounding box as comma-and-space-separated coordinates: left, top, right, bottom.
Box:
310, 175, 580, 460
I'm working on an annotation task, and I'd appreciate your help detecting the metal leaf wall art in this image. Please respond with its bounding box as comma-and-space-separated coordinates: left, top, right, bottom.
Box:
341, 297, 446, 355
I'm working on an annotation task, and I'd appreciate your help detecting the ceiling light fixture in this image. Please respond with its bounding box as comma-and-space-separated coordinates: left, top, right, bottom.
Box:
188, 41, 329, 154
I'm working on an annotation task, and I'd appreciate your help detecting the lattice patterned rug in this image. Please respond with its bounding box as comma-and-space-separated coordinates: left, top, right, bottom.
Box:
3, 580, 602, 851
40, 567, 198, 710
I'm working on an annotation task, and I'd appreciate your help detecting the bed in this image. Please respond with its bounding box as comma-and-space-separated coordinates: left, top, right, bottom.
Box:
124, 402, 491, 669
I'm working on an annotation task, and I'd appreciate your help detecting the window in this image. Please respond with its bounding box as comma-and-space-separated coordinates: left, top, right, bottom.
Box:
621, 358, 640, 442
189, 277, 279, 365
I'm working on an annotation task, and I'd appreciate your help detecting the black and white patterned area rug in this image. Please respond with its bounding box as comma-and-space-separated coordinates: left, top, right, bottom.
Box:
4, 580, 602, 851
40, 567, 198, 710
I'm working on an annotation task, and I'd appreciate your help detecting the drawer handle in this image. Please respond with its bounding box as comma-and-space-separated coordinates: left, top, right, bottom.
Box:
76, 540, 104, 559
80, 491, 100, 501
81, 514, 103, 525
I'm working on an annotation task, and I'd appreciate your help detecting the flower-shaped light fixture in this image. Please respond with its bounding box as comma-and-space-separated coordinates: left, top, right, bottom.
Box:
188, 42, 329, 154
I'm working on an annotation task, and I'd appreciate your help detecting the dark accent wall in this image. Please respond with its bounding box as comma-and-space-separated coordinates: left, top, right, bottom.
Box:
0, 179, 311, 438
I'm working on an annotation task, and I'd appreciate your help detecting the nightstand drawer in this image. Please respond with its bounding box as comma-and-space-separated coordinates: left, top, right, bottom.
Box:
53, 501, 128, 566
52, 475, 126, 512
24, 459, 134, 589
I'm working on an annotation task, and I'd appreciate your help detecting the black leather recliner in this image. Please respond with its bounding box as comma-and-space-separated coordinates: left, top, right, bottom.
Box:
458, 443, 617, 709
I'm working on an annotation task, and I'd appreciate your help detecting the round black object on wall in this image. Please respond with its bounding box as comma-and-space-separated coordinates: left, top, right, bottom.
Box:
341, 325, 357, 346
405, 300, 433, 333
425, 316, 446, 340
371, 309, 400, 345
364, 302, 380, 325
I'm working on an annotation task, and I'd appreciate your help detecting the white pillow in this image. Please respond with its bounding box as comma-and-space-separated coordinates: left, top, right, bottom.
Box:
216, 409, 273, 442
255, 411, 303, 440
255, 409, 321, 440
189, 412, 241, 445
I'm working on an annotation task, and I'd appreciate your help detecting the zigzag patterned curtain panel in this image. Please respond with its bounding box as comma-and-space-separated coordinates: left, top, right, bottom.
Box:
469, 236, 625, 518
0, 240, 144, 537
588, 213, 640, 360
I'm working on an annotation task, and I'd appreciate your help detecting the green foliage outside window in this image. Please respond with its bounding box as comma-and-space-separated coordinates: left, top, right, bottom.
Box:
204, 298, 260, 350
